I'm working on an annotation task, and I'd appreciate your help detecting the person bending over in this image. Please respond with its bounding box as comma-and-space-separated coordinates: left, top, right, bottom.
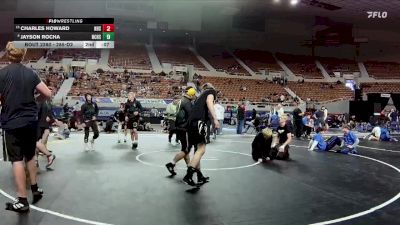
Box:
308, 127, 341, 152
81, 94, 99, 151
0, 42, 52, 212
251, 128, 279, 162
364, 124, 398, 142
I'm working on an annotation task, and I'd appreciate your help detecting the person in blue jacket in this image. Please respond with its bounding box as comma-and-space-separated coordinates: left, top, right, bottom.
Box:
338, 125, 360, 154
308, 127, 341, 152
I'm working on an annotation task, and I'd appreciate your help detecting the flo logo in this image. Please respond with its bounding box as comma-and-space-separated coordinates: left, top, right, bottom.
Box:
367, 11, 388, 18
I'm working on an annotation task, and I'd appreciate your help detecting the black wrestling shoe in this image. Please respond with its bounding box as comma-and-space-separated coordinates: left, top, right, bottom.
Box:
165, 163, 177, 176
5, 198, 29, 213
32, 189, 43, 204
197, 176, 210, 185
183, 175, 196, 186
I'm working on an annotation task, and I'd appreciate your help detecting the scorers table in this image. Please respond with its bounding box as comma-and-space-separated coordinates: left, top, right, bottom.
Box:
13, 18, 115, 49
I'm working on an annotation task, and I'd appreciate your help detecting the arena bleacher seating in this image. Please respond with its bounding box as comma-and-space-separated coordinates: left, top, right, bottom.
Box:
233, 49, 282, 72
109, 45, 151, 70
361, 83, 400, 93
364, 61, 400, 79
200, 76, 290, 103
287, 82, 354, 102
318, 57, 359, 77
69, 72, 183, 99
198, 44, 250, 76
276, 53, 323, 79
47, 49, 100, 62
155, 45, 206, 70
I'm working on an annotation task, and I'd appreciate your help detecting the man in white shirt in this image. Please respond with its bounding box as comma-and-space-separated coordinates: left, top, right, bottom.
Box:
214, 100, 225, 136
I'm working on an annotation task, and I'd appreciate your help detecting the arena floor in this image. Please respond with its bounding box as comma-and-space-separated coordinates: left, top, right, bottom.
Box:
0, 129, 400, 225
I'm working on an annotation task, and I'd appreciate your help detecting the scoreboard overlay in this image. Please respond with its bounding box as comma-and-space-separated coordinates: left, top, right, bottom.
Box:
13, 18, 115, 49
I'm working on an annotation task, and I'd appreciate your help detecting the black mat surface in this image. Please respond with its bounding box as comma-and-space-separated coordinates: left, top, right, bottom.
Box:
0, 133, 399, 225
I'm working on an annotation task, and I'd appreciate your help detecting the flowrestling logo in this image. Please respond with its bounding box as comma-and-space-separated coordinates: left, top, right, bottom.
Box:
367, 11, 388, 19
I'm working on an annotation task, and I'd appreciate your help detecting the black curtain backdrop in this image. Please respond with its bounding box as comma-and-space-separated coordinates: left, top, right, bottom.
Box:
367, 93, 390, 111
392, 94, 400, 111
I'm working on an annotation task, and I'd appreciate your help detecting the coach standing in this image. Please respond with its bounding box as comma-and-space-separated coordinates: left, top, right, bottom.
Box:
0, 42, 52, 212
292, 102, 304, 139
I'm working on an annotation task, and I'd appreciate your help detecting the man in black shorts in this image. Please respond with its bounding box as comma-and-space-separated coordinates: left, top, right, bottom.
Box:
272, 116, 292, 160
81, 94, 99, 151
165, 87, 197, 176
36, 93, 56, 168
183, 83, 220, 186
0, 42, 52, 212
114, 103, 127, 143
125, 92, 143, 149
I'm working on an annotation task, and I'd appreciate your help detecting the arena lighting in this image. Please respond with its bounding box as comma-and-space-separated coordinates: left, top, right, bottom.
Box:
273, 0, 281, 3
290, 0, 299, 5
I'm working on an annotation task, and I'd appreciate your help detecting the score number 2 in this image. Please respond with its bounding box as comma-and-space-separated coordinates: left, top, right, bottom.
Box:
102, 24, 115, 32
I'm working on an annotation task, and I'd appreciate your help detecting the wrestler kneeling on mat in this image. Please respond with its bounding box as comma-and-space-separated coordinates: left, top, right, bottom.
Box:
251, 128, 279, 162
270, 116, 292, 160
364, 124, 398, 142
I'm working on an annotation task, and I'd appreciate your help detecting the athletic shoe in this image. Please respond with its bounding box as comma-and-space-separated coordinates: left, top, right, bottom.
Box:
118, 140, 121, 144
197, 175, 209, 185
5, 199, 29, 213
183, 175, 196, 186
32, 189, 43, 204
124, 139, 127, 143
132, 142, 138, 150
165, 163, 177, 176
46, 155, 56, 168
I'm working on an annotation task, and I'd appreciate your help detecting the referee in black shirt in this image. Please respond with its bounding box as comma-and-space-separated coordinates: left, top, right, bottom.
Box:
0, 42, 52, 212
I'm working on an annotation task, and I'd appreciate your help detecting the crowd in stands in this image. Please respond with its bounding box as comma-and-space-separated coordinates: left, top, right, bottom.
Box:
199, 76, 291, 104
198, 44, 249, 76
276, 53, 323, 79
46, 49, 100, 62
318, 57, 359, 77
109, 45, 151, 70
34, 67, 65, 93
155, 45, 206, 70
364, 61, 400, 79
288, 82, 354, 102
69, 71, 184, 99
233, 49, 282, 72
